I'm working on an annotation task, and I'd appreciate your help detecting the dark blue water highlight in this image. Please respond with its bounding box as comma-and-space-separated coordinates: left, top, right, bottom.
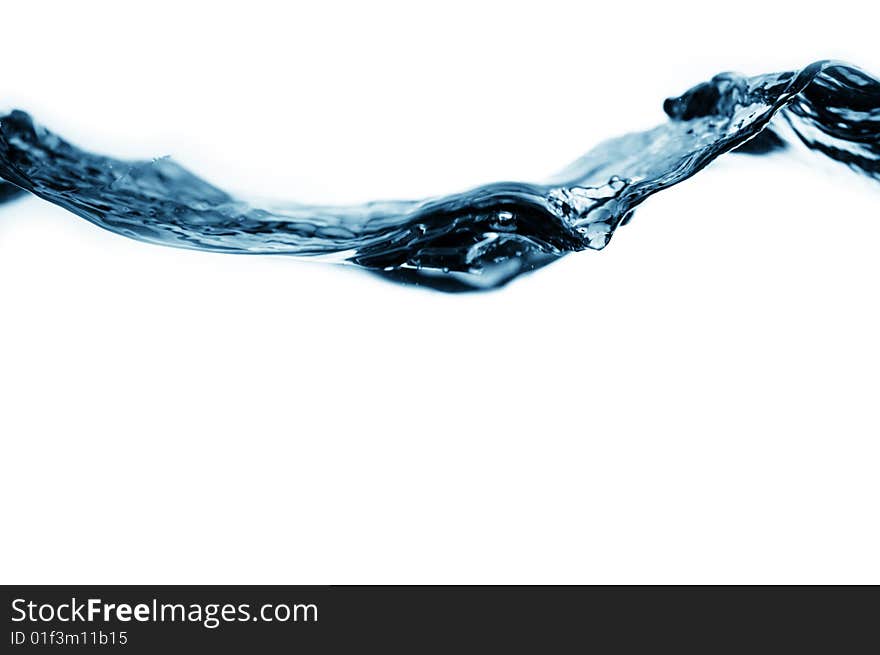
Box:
1, 60, 878, 290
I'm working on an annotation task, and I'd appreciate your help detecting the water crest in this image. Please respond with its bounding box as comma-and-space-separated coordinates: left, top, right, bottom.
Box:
1, 60, 877, 290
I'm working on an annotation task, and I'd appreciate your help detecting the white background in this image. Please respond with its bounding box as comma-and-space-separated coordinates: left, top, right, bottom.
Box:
1, 1, 878, 583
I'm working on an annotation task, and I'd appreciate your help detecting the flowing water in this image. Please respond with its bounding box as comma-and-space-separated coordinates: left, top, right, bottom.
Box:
1, 60, 878, 290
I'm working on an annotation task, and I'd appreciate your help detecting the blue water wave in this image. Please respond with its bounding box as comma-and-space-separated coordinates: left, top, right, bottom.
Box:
1, 60, 877, 290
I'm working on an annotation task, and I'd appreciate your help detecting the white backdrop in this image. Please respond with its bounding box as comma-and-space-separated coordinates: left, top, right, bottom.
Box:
1, 1, 878, 583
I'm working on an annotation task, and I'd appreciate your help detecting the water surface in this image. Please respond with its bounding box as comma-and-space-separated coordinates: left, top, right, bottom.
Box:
1, 61, 877, 290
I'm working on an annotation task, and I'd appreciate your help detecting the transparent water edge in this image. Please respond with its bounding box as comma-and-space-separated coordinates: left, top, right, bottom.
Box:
1, 60, 877, 291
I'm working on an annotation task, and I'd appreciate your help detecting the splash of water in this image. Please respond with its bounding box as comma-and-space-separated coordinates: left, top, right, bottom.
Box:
1, 60, 877, 290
